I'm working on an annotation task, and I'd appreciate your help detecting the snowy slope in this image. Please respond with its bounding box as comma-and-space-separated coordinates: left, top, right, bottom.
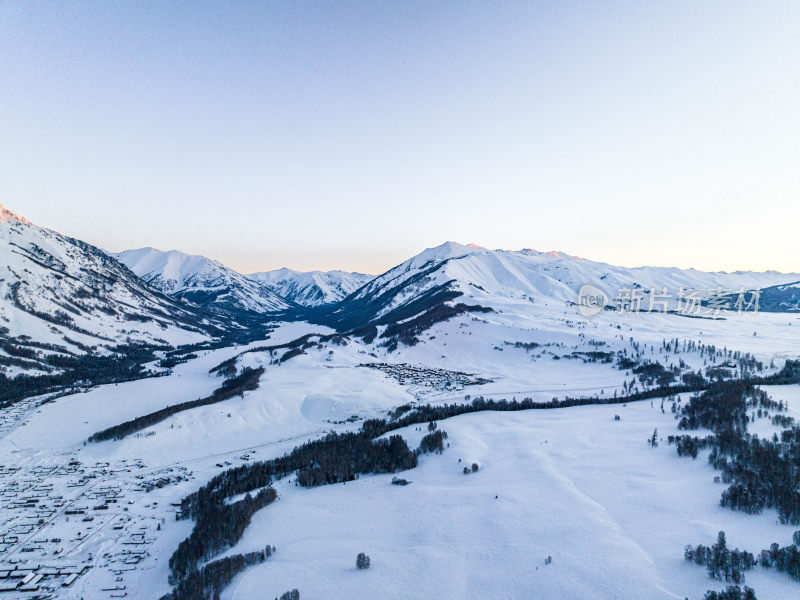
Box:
0, 205, 209, 375
115, 247, 293, 315
221, 400, 800, 600
321, 241, 800, 330
754, 280, 800, 312
248, 267, 372, 307
4, 317, 799, 600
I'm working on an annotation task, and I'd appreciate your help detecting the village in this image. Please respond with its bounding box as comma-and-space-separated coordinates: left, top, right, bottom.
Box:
361, 362, 492, 393
0, 452, 193, 598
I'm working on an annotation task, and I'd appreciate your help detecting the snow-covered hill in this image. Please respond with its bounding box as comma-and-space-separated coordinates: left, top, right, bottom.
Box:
115, 247, 293, 315
248, 268, 372, 307
6, 315, 798, 600
0, 205, 208, 377
755, 280, 800, 312
320, 241, 800, 331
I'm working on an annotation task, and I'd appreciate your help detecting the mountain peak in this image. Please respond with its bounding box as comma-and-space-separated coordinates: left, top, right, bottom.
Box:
114, 247, 291, 313
416, 241, 488, 263
0, 206, 208, 372
0, 203, 31, 225
248, 268, 373, 307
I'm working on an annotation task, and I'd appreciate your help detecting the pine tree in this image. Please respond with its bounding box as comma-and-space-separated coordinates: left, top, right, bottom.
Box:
356, 552, 371, 570
649, 428, 658, 447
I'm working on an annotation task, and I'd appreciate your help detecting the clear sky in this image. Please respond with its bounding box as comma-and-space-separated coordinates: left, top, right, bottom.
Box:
1, 1, 798, 275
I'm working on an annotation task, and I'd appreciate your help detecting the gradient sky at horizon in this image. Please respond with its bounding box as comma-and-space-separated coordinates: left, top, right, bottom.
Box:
1, 1, 798, 275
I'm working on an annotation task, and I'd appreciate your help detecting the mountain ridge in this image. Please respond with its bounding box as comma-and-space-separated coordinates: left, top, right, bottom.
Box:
114, 247, 293, 315
248, 267, 372, 307
4, 203, 800, 386
0, 204, 212, 381
314, 241, 800, 335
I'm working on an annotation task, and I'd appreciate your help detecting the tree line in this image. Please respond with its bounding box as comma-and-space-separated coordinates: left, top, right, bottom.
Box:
0, 342, 169, 406
685, 531, 756, 584
169, 487, 276, 584
171, 430, 417, 584
668, 375, 800, 525
161, 546, 274, 600
684, 529, 800, 598
88, 367, 264, 442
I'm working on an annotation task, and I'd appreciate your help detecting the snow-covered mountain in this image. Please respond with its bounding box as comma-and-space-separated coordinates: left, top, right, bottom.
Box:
115, 247, 293, 315
248, 267, 372, 307
0, 205, 208, 377
4, 230, 800, 600
755, 280, 800, 312
319, 241, 800, 331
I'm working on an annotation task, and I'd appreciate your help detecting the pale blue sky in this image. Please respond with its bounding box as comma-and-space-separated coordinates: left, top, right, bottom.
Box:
1, 2, 798, 274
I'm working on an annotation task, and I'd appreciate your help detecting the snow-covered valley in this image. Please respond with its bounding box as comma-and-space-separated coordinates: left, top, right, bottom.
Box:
2, 205, 800, 600
0, 303, 799, 600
